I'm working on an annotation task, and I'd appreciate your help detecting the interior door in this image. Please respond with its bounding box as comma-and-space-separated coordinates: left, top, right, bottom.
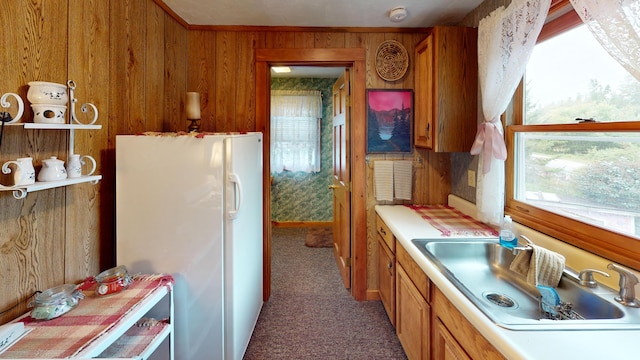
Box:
331, 69, 351, 288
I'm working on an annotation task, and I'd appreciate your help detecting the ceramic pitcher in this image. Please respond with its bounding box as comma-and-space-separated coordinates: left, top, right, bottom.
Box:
15, 157, 36, 185
66, 154, 96, 178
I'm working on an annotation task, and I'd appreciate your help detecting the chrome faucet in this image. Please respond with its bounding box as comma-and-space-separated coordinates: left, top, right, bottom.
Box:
578, 269, 609, 288
607, 263, 640, 308
562, 267, 609, 288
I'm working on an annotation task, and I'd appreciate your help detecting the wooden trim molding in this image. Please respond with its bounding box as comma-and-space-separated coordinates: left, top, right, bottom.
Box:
256, 48, 368, 301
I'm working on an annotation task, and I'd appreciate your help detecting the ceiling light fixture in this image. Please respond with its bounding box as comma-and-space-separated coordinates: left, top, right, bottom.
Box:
272, 66, 292, 73
389, 7, 408, 22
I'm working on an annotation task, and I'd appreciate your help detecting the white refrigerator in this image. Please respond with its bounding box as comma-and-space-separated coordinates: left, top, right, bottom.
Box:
115, 132, 263, 360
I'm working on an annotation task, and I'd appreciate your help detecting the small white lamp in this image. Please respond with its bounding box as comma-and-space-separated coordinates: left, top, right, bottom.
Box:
186, 92, 201, 132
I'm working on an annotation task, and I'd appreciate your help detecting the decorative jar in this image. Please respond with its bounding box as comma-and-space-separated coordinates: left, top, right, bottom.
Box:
95, 265, 133, 296
27, 81, 68, 105
31, 284, 84, 320
38, 156, 67, 182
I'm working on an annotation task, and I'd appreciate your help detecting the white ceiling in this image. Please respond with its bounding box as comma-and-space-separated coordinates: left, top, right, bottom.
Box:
162, 0, 484, 28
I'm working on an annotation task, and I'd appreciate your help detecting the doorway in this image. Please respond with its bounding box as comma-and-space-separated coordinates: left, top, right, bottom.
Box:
269, 68, 339, 227
256, 48, 367, 301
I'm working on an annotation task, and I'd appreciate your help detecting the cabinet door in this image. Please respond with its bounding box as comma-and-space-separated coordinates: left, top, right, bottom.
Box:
413, 27, 478, 152
396, 264, 430, 360
434, 319, 471, 360
378, 239, 395, 326
414, 35, 434, 149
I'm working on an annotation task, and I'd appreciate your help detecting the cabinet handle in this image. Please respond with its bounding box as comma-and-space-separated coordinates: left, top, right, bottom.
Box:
380, 227, 386, 236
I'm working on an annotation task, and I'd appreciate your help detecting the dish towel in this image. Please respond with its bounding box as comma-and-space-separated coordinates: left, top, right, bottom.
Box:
393, 161, 413, 200
509, 243, 566, 287
374, 161, 394, 201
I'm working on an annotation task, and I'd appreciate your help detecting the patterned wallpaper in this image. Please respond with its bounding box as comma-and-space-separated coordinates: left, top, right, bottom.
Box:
270, 77, 336, 222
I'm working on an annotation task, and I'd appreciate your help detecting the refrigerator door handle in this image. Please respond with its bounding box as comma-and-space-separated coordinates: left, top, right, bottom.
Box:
228, 172, 242, 220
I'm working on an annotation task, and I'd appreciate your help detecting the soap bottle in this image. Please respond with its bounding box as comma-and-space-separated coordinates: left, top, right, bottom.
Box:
499, 215, 517, 248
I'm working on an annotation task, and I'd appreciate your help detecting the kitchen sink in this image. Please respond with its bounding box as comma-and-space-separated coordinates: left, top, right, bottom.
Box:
411, 238, 640, 330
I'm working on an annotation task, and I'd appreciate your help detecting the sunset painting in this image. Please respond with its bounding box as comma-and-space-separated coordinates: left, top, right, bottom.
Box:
366, 89, 413, 153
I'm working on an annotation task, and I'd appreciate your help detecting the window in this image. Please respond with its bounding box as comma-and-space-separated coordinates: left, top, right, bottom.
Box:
270, 90, 322, 174
507, 1, 640, 268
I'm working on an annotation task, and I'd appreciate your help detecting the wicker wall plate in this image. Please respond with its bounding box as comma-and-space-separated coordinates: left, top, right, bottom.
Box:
375, 40, 409, 81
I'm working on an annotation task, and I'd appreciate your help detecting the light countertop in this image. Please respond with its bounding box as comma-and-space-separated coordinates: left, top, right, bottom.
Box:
375, 204, 640, 360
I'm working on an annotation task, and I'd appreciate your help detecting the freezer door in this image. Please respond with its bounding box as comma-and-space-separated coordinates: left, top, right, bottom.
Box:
116, 135, 225, 360
224, 133, 264, 360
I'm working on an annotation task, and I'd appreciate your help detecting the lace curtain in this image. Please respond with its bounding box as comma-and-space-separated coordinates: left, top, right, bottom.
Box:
470, 0, 551, 225
270, 90, 322, 173
569, 0, 640, 81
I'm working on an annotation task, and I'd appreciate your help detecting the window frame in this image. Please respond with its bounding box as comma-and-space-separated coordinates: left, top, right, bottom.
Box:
505, 0, 640, 270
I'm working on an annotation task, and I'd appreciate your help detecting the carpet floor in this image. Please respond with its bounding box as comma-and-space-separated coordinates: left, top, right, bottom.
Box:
244, 227, 407, 359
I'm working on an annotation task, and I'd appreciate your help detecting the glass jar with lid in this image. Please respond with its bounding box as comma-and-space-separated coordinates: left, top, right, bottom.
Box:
31, 284, 85, 320
95, 265, 133, 296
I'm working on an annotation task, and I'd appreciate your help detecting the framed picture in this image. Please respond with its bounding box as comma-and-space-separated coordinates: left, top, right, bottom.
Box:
366, 89, 413, 153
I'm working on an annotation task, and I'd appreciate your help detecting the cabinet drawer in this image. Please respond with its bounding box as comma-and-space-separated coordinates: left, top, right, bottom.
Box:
376, 214, 395, 252
396, 241, 430, 302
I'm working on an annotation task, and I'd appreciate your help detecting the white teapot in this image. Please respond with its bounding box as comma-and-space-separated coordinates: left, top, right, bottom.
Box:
38, 156, 67, 182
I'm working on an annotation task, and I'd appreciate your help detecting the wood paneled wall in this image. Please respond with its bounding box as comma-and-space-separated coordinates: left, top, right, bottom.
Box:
0, 0, 187, 324
1, 0, 464, 324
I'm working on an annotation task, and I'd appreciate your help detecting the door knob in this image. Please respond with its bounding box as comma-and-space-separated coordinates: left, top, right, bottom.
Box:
328, 185, 338, 189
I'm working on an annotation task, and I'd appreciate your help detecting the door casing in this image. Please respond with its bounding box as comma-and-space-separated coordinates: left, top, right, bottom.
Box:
255, 48, 367, 301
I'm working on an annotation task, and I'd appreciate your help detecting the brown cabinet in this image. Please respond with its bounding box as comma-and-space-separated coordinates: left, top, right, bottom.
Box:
396, 242, 431, 360
377, 215, 395, 325
414, 26, 478, 152
434, 287, 506, 360
434, 319, 471, 360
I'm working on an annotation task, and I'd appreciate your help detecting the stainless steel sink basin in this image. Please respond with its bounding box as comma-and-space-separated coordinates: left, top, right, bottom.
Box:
412, 238, 640, 330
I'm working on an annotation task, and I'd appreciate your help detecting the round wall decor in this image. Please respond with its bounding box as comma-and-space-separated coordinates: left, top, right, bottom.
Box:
375, 40, 409, 81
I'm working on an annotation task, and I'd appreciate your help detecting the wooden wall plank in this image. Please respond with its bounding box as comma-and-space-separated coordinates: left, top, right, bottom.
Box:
294, 32, 315, 48
265, 32, 295, 49
145, 1, 166, 132
235, 32, 265, 132
187, 30, 216, 132
109, 0, 147, 135
163, 14, 188, 132
65, 0, 110, 281
314, 32, 346, 48
214, 31, 238, 132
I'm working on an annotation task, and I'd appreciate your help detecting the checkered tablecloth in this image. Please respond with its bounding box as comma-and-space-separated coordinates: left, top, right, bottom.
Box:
406, 204, 499, 237
0, 274, 173, 359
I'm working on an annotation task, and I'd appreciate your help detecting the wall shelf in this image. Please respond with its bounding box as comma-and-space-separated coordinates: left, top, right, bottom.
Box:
19, 123, 102, 130
1, 122, 102, 198
1, 175, 102, 199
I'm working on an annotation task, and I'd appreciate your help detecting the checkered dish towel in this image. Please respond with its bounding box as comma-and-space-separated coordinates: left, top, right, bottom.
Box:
406, 204, 499, 237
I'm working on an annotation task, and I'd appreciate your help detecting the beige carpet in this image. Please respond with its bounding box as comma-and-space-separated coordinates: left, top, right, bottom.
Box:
304, 226, 333, 248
